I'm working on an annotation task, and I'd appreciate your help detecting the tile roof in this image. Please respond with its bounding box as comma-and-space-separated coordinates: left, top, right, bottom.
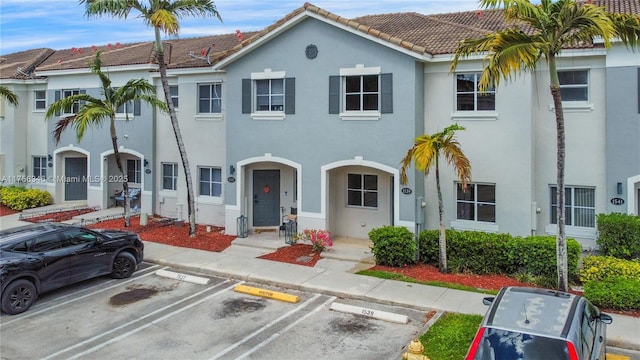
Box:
1, 0, 638, 75
0, 48, 55, 79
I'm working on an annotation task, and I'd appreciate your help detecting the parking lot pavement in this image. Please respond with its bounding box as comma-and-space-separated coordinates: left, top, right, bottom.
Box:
0, 264, 433, 360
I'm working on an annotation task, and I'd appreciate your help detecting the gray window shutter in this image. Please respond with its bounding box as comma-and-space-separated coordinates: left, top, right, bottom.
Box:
79, 89, 86, 107
381, 73, 393, 114
329, 76, 340, 114
54, 90, 61, 116
285, 77, 295, 114
242, 78, 251, 114
134, 100, 141, 116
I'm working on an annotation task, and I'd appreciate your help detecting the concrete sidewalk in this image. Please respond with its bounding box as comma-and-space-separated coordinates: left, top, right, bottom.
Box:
1, 210, 638, 351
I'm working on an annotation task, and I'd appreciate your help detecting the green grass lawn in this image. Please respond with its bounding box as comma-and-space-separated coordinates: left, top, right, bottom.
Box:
421, 312, 483, 360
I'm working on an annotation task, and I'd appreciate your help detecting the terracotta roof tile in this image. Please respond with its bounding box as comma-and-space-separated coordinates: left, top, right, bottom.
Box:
3, 0, 638, 74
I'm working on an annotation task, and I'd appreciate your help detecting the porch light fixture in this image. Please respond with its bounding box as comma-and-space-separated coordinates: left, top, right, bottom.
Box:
144, 159, 149, 168
617, 182, 623, 195
230, 165, 235, 175
47, 154, 52, 161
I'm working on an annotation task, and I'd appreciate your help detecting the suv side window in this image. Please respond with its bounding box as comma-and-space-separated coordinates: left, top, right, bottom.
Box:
30, 233, 62, 252
62, 228, 100, 247
580, 301, 597, 357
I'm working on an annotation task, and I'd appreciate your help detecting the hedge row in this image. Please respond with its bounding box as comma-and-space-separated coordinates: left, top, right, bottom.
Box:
368, 226, 581, 288
0, 186, 52, 210
580, 256, 640, 310
596, 213, 640, 261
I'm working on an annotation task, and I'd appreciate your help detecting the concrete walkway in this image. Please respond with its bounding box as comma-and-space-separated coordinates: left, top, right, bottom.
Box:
1, 208, 638, 351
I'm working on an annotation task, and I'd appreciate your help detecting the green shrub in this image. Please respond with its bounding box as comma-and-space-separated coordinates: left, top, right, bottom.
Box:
579, 256, 640, 283
596, 213, 640, 260
368, 226, 416, 267
0, 186, 52, 210
583, 277, 640, 310
418, 229, 581, 283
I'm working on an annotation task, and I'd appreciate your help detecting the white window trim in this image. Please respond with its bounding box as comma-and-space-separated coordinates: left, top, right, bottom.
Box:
161, 162, 178, 191
451, 219, 500, 233
34, 90, 46, 112
250, 70, 286, 120
544, 224, 597, 240
550, 69, 592, 111
339, 64, 382, 120
346, 173, 379, 209
62, 89, 80, 115
169, 84, 179, 111
450, 111, 499, 121
198, 166, 223, 199
197, 82, 223, 116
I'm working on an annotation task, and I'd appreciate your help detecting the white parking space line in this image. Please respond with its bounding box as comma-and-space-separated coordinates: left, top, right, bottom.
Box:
0, 265, 165, 328
208, 293, 323, 360
44, 280, 238, 360
236, 296, 336, 359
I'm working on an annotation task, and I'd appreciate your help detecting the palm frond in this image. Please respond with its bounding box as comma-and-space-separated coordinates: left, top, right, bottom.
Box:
0, 85, 19, 106
150, 9, 180, 34
170, 0, 222, 21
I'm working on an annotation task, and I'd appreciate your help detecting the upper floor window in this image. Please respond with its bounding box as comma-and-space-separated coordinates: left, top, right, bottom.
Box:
126, 159, 141, 184
199, 166, 222, 197
62, 89, 80, 114
34, 90, 46, 110
329, 65, 392, 120
242, 69, 295, 119
456, 183, 496, 222
162, 162, 178, 191
558, 70, 588, 102
550, 186, 595, 228
116, 101, 134, 116
347, 173, 378, 208
169, 85, 179, 108
198, 83, 221, 114
33, 156, 47, 179
456, 73, 495, 111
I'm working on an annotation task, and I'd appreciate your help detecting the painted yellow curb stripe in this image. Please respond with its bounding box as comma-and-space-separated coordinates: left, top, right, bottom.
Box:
234, 285, 299, 303
606, 354, 630, 360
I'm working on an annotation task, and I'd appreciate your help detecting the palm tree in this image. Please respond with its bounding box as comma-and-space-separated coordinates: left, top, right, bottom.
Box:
0, 85, 19, 106
450, 0, 640, 292
400, 124, 472, 273
46, 51, 167, 226
80, 0, 222, 237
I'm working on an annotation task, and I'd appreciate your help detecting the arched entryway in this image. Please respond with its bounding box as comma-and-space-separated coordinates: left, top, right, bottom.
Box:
53, 146, 89, 203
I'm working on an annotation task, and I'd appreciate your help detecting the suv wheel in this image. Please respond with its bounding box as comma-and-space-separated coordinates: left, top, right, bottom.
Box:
1, 279, 37, 315
111, 252, 136, 279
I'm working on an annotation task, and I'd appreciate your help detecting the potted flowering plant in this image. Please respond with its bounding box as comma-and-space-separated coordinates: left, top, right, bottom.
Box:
297, 229, 333, 253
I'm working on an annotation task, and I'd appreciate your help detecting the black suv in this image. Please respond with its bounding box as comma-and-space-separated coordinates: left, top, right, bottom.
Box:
466, 286, 612, 360
0, 223, 144, 315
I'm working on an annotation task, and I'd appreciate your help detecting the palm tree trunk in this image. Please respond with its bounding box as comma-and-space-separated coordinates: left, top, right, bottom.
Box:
110, 117, 130, 227
549, 58, 568, 292
154, 28, 197, 237
435, 157, 447, 273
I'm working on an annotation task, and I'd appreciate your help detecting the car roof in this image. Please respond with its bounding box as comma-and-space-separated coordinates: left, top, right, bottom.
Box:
485, 286, 580, 338
0, 223, 69, 245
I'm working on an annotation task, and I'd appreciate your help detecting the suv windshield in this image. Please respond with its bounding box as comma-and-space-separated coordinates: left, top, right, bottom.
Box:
474, 328, 571, 360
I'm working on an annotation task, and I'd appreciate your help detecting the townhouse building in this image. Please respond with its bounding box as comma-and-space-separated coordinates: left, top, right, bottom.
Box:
0, 1, 638, 250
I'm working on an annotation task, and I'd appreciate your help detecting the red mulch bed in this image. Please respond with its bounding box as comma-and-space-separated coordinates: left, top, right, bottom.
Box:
0, 204, 20, 216
86, 216, 236, 253
258, 244, 322, 267
24, 208, 96, 223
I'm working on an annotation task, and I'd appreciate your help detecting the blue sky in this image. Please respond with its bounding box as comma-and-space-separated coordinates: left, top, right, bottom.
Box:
0, 0, 481, 55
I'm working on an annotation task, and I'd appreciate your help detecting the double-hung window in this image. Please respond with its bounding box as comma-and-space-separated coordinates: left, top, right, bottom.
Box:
116, 101, 134, 117
456, 183, 496, 222
558, 70, 589, 102
33, 156, 47, 179
198, 83, 221, 114
242, 69, 294, 120
199, 167, 222, 197
329, 65, 392, 120
162, 163, 178, 190
550, 186, 595, 228
62, 89, 80, 114
456, 73, 495, 111
34, 90, 46, 110
347, 173, 378, 208
126, 159, 141, 184
169, 85, 179, 108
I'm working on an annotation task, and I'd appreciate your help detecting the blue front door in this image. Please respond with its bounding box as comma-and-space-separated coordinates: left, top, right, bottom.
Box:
64, 157, 87, 201
253, 170, 280, 226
